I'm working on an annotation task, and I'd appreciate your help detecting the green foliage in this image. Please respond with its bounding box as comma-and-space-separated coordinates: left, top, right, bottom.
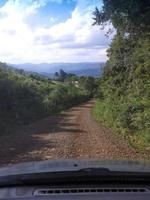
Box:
54, 69, 77, 82
0, 64, 89, 133
79, 76, 99, 97
93, 0, 150, 35
93, 0, 150, 150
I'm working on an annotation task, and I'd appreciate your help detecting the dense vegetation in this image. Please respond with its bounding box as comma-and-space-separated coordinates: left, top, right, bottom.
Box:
0, 63, 97, 133
92, 0, 150, 150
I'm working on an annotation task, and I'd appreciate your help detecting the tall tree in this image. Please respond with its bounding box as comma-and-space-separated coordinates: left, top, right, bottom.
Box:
93, 0, 150, 36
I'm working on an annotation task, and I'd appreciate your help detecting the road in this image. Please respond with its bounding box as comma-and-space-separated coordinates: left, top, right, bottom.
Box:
0, 100, 149, 166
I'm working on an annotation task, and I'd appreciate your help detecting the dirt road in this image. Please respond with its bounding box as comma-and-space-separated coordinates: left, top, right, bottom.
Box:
0, 100, 149, 166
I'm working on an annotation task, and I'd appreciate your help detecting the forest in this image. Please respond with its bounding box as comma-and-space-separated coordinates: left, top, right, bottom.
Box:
92, 0, 150, 150
0, 62, 98, 133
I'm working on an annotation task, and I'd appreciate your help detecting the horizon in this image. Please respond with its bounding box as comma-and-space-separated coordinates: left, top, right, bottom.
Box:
7, 61, 104, 76
9, 61, 105, 65
0, 0, 113, 64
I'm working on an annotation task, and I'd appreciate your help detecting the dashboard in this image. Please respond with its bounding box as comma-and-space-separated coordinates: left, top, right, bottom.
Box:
0, 185, 150, 199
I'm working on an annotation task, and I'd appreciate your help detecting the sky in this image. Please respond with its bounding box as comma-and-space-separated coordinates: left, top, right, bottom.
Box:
0, 0, 113, 64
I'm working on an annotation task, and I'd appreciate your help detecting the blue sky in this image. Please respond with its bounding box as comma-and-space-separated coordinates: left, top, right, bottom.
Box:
0, 0, 112, 63
25, 0, 77, 29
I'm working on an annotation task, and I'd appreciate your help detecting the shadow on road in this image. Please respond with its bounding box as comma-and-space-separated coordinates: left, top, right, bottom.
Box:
0, 102, 89, 166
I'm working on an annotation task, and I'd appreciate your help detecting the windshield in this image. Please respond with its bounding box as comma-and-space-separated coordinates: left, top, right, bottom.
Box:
0, 0, 149, 168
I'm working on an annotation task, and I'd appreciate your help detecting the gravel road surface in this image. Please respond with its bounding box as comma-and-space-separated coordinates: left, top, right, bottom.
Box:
0, 100, 149, 167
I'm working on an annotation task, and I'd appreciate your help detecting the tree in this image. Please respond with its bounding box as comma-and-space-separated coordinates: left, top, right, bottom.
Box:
59, 69, 67, 81
54, 72, 59, 79
79, 76, 98, 97
93, 0, 150, 36
92, 0, 150, 149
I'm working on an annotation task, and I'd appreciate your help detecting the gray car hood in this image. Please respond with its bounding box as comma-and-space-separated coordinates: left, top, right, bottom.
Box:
0, 160, 150, 177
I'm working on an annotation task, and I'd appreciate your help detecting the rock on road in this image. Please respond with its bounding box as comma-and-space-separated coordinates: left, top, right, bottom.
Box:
0, 100, 149, 167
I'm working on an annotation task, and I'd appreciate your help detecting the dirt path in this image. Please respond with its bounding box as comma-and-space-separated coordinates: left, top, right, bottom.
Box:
0, 100, 149, 167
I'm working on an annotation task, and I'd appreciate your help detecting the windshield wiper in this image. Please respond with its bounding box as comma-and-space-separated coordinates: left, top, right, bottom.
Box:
0, 167, 150, 187
0, 160, 150, 187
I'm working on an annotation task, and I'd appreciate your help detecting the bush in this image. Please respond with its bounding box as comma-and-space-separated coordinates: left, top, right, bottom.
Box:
0, 64, 90, 133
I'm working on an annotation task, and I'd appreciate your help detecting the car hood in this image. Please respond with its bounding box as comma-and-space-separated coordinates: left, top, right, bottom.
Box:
0, 159, 150, 177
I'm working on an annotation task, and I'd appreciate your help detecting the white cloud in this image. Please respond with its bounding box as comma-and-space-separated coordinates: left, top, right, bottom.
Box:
34, 5, 113, 50
50, 0, 63, 3
1, 0, 38, 17
50, 17, 55, 23
0, 0, 111, 63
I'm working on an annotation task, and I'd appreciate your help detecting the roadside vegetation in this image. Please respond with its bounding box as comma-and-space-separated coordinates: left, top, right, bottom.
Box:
92, 0, 150, 151
0, 63, 98, 133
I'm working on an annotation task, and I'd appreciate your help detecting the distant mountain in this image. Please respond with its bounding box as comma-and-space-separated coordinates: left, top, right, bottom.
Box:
68, 68, 101, 77
0, 62, 47, 78
11, 62, 105, 77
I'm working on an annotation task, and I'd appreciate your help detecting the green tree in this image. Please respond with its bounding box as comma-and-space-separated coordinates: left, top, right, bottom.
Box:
59, 69, 68, 81
93, 0, 150, 36
92, 0, 150, 150
79, 76, 98, 97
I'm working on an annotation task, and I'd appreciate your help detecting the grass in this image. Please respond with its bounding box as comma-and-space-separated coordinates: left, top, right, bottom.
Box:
92, 100, 150, 152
